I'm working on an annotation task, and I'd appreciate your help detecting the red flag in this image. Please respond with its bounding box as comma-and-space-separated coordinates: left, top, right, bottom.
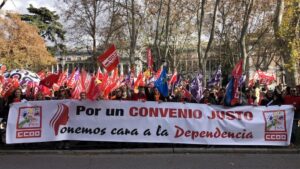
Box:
87, 75, 104, 100
257, 70, 276, 85
155, 68, 162, 79
98, 44, 120, 73
79, 68, 92, 92
39, 74, 60, 88
0, 75, 4, 84
112, 68, 119, 82
25, 81, 37, 98
67, 69, 80, 89
182, 88, 192, 101
134, 72, 144, 89
52, 83, 60, 92
104, 81, 118, 98
232, 60, 243, 77
96, 67, 103, 80
37, 70, 46, 80
71, 80, 83, 99
57, 70, 68, 86
38, 85, 51, 97
87, 75, 96, 100
147, 48, 153, 71
231, 60, 243, 102
169, 70, 178, 84
1, 78, 19, 98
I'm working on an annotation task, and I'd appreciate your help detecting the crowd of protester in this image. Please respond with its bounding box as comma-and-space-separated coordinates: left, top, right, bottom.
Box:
0, 78, 300, 147
1, 81, 300, 112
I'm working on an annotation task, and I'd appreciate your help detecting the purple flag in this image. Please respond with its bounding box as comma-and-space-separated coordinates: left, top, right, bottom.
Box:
208, 65, 222, 87
189, 73, 203, 102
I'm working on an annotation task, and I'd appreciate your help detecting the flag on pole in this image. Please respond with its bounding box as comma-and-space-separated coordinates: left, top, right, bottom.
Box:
174, 74, 182, 88
224, 77, 234, 106
189, 73, 203, 102
154, 66, 169, 97
57, 70, 68, 86
67, 69, 79, 89
224, 60, 243, 106
208, 65, 222, 87
39, 74, 60, 88
1, 78, 19, 98
98, 44, 120, 73
147, 48, 153, 71
155, 68, 162, 79
169, 70, 178, 85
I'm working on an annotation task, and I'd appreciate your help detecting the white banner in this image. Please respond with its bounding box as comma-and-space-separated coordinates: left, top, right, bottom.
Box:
6, 100, 294, 146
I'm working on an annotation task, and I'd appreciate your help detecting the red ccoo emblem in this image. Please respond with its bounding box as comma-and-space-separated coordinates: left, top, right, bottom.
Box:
50, 104, 69, 136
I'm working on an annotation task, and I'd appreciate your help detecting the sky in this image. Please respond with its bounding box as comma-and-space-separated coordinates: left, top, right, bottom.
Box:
2, 0, 58, 14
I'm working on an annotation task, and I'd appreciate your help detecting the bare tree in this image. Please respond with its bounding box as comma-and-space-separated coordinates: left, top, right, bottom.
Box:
0, 0, 7, 9
153, 0, 163, 68
202, 0, 220, 84
163, 0, 172, 63
60, 0, 105, 63
240, 0, 254, 82
196, 0, 206, 71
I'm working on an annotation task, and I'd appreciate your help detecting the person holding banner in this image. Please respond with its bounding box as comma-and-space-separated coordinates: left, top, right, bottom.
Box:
79, 91, 87, 101
216, 88, 226, 105
35, 92, 45, 101
245, 88, 257, 105
200, 89, 216, 105
260, 90, 284, 106
145, 87, 167, 102
111, 88, 126, 100
131, 87, 147, 102
7, 88, 25, 105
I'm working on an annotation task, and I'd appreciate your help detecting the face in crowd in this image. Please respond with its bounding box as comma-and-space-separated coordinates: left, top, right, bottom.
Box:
14, 88, 22, 99
36, 92, 44, 100
203, 89, 210, 98
116, 89, 122, 97
266, 90, 274, 98
80, 92, 87, 100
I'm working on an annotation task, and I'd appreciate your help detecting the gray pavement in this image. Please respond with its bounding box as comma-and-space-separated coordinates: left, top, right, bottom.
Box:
1, 147, 300, 155
0, 153, 300, 169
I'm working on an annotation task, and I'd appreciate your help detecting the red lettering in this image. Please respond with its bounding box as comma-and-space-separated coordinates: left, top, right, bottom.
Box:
226, 111, 235, 120
129, 107, 138, 116
169, 109, 176, 118
159, 108, 168, 117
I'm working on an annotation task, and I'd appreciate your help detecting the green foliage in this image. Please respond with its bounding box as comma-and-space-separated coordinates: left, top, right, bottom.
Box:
20, 4, 66, 46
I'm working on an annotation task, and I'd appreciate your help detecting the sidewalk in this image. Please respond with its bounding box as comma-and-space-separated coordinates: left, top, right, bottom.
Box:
1, 143, 300, 154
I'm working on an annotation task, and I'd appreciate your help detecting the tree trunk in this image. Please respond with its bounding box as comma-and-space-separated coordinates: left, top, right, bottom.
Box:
203, 0, 220, 86
197, 0, 206, 71
240, 0, 254, 83
153, 0, 163, 69
0, 0, 7, 9
164, 0, 172, 63
104, 0, 116, 47
129, 0, 136, 66
273, 0, 298, 86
